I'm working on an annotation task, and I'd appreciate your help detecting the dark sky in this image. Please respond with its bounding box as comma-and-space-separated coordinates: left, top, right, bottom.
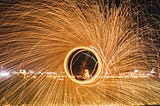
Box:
0, 0, 159, 49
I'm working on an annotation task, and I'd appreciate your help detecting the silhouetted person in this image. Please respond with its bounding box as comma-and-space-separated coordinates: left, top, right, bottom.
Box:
83, 69, 90, 79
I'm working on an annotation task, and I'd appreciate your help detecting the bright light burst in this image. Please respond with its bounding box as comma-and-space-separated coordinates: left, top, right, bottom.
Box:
0, 0, 159, 105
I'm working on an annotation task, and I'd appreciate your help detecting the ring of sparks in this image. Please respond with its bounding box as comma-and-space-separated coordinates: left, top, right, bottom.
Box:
64, 46, 102, 84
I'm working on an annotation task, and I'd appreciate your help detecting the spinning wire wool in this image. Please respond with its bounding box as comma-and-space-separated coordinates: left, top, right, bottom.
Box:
0, 0, 159, 105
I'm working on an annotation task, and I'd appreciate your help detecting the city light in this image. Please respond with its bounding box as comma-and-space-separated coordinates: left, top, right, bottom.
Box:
0, 72, 10, 77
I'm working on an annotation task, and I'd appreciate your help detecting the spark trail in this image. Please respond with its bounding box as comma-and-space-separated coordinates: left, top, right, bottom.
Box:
0, 0, 159, 105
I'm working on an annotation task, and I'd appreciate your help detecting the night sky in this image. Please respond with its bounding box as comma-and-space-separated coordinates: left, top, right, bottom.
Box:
0, 0, 159, 50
